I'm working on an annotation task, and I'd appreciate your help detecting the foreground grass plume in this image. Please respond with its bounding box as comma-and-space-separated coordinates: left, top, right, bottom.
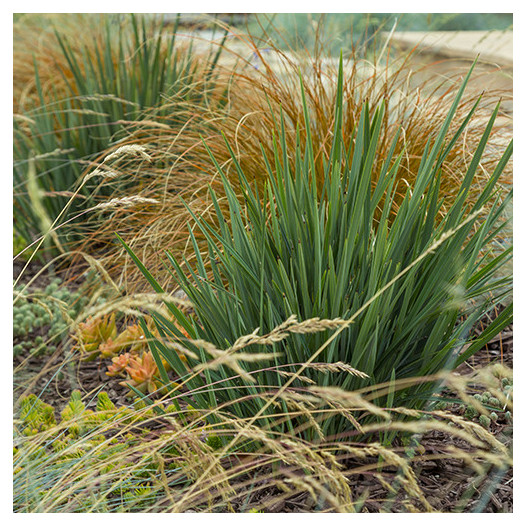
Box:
13, 365, 512, 512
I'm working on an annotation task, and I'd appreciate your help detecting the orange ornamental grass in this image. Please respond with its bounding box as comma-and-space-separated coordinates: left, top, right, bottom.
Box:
75, 20, 511, 292
13, 14, 93, 112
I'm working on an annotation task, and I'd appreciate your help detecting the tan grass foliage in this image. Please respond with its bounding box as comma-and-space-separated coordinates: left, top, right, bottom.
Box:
72, 20, 512, 292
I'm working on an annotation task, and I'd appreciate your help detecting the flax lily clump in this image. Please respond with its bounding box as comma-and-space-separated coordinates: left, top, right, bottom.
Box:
13, 13, 227, 251
119, 58, 512, 440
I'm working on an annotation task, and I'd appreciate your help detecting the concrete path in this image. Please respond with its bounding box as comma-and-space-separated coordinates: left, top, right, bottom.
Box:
387, 30, 512, 67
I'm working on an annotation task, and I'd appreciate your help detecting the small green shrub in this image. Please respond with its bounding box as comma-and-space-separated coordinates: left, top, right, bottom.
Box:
14, 390, 159, 511
13, 390, 222, 512
120, 59, 512, 440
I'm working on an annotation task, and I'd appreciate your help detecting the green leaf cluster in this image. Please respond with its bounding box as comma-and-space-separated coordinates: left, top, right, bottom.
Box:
16, 391, 132, 438
18, 395, 57, 436
13, 229, 34, 261
13, 390, 200, 512
120, 58, 512, 439
437, 374, 512, 426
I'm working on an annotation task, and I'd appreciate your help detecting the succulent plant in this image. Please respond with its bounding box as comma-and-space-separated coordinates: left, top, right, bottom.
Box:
106, 352, 132, 377
96, 391, 117, 413
479, 414, 491, 428
13, 277, 88, 356
99, 323, 147, 358
435, 366, 512, 429
121, 485, 157, 512
60, 390, 93, 437
487, 396, 501, 409
120, 351, 163, 395
18, 394, 56, 436
74, 313, 117, 359
463, 405, 478, 420
16, 390, 142, 443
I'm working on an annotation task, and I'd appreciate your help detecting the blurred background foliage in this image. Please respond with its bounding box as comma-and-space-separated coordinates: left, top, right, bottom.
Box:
245, 13, 513, 54
13, 13, 513, 57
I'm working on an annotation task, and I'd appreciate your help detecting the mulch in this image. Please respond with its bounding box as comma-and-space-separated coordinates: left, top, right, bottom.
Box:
13, 260, 513, 513
14, 351, 132, 411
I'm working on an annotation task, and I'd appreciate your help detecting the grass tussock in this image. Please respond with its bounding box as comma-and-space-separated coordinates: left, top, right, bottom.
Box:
76, 19, 512, 292
13, 13, 229, 253
112, 56, 511, 441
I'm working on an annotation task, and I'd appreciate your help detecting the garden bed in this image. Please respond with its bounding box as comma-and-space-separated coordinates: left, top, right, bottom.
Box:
13, 14, 513, 513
